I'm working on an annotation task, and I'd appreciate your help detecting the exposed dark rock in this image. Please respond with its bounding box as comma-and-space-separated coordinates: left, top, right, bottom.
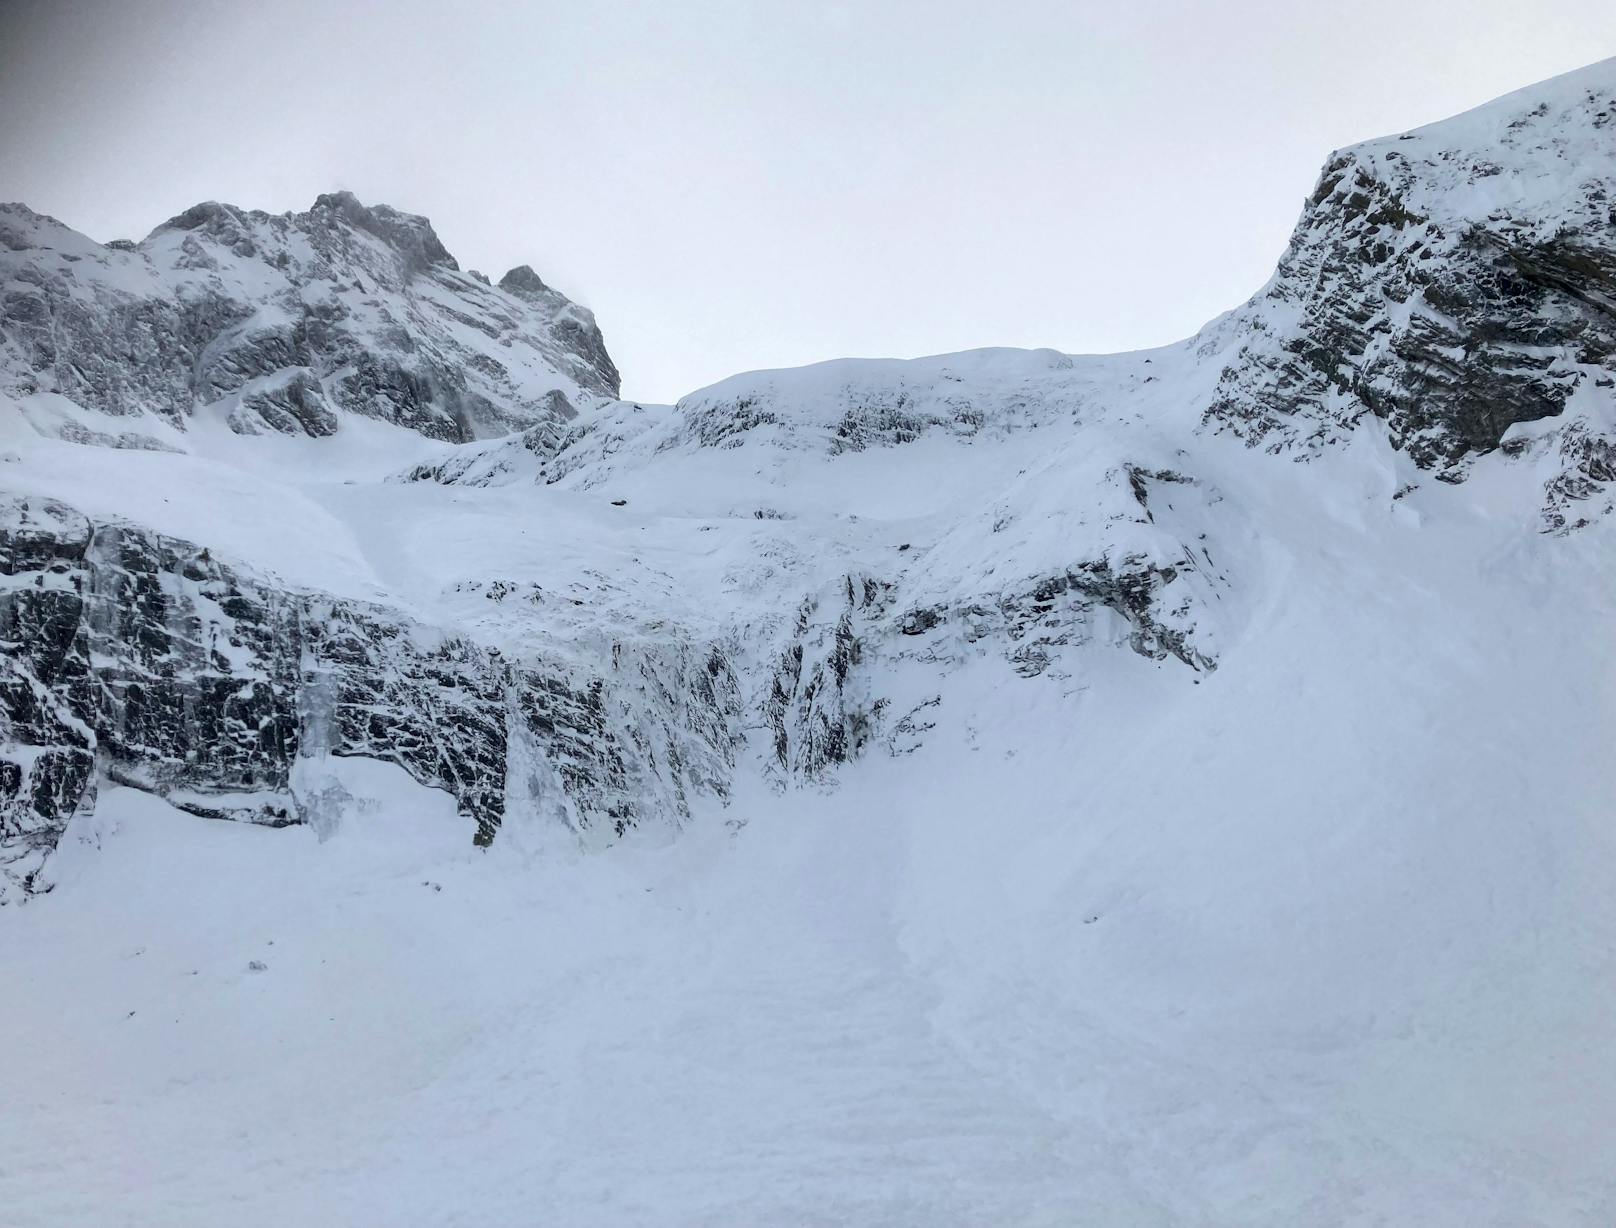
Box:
763, 575, 894, 782
499, 265, 549, 296
0, 496, 743, 896
1202, 80, 1616, 523
0, 498, 97, 895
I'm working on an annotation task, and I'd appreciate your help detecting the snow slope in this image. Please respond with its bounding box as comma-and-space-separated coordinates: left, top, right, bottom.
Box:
1, 56, 1615, 1228
4, 469, 1612, 1223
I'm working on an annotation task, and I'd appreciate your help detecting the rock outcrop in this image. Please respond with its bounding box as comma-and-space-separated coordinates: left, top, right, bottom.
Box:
0, 495, 741, 895
1203, 64, 1616, 524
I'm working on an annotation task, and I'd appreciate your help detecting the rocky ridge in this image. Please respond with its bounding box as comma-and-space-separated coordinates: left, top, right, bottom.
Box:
0, 191, 617, 447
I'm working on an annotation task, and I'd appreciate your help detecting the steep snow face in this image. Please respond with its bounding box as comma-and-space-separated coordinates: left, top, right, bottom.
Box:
0, 191, 618, 447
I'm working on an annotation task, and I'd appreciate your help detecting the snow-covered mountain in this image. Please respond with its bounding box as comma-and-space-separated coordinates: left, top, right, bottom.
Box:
0, 190, 617, 447
1, 58, 1614, 1227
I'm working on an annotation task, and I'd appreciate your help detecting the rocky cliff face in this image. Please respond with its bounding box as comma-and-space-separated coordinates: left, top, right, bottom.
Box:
3, 62, 1615, 897
0, 494, 739, 895
0, 191, 617, 447
1202, 65, 1616, 526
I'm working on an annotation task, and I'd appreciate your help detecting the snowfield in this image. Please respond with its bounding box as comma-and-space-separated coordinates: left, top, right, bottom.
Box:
4, 406, 1614, 1225
3, 57, 1616, 1227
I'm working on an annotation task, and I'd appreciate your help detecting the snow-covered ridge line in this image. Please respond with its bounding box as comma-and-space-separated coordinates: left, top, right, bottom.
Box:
405, 59, 1616, 528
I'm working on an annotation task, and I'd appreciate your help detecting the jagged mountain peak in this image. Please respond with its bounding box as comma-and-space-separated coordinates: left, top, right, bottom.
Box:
0, 188, 619, 448
1369, 55, 1615, 167
306, 190, 460, 272
152, 190, 461, 274
500, 264, 550, 296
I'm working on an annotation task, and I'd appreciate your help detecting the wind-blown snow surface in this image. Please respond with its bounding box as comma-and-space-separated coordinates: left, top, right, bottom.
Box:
3, 58, 1616, 1227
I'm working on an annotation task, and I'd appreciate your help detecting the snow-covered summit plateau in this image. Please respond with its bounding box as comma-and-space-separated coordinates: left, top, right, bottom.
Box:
1, 58, 1615, 1227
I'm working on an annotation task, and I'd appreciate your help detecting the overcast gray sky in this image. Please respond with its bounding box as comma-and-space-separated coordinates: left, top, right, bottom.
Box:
3, 1, 1612, 403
